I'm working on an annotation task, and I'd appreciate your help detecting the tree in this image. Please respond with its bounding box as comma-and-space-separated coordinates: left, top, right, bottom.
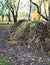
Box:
30, 0, 50, 52
5, 0, 20, 24
48, 0, 50, 21
0, 1, 4, 22
0, 0, 10, 22
28, 0, 32, 20
6, 9, 11, 21
30, 0, 50, 21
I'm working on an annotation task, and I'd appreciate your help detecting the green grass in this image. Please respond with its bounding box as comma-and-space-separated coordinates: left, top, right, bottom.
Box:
0, 56, 12, 65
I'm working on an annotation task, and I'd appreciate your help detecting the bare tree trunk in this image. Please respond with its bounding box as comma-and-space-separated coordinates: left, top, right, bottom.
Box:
2, 15, 4, 22
8, 10, 11, 21
12, 0, 20, 24
43, 0, 48, 20
13, 15, 17, 23
48, 3, 50, 21
28, 0, 32, 20
12, 11, 17, 24
6, 0, 20, 24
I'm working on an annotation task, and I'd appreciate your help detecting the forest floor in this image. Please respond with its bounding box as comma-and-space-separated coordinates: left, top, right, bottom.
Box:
0, 26, 50, 65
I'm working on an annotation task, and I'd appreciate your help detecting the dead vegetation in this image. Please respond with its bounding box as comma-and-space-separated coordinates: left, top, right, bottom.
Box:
9, 20, 50, 54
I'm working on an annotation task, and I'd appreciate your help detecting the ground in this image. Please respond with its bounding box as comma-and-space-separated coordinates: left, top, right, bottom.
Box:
0, 26, 50, 65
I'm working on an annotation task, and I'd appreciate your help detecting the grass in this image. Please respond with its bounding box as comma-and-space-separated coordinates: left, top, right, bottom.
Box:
0, 22, 13, 29
0, 20, 13, 25
0, 56, 12, 65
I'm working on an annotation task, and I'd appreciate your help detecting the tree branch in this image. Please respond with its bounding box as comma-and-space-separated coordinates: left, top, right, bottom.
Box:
6, 3, 14, 12
16, 0, 20, 17
28, 0, 32, 20
43, 0, 48, 19
30, 0, 48, 21
16, 0, 20, 12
